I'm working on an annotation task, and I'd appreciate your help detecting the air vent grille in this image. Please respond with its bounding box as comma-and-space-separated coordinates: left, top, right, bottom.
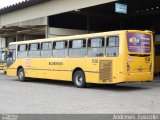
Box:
99, 60, 112, 82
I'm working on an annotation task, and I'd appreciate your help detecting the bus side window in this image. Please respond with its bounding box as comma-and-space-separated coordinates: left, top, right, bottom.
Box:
28, 43, 40, 58
41, 42, 52, 58
53, 41, 68, 58
106, 36, 119, 57
88, 37, 105, 57
17, 44, 28, 59
69, 39, 86, 58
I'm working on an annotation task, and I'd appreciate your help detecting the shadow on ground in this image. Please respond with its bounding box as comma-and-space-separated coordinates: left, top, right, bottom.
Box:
1, 71, 159, 91
10, 77, 158, 91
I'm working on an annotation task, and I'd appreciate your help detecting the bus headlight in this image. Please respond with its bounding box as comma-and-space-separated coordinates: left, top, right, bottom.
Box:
127, 62, 130, 71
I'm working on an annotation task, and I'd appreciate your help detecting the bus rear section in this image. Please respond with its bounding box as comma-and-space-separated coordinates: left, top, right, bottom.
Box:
125, 32, 154, 82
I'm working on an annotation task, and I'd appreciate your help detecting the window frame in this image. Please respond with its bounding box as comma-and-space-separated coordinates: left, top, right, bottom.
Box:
18, 44, 28, 52
106, 36, 119, 47
52, 40, 68, 58
106, 36, 120, 57
69, 39, 86, 49
41, 42, 52, 51
41, 42, 53, 58
87, 37, 105, 58
28, 43, 41, 58
88, 37, 105, 48
29, 43, 40, 51
68, 39, 87, 58
17, 44, 28, 59
53, 40, 68, 50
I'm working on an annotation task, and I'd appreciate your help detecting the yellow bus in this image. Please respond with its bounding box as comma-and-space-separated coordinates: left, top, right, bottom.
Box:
155, 41, 160, 73
0, 48, 7, 71
6, 30, 154, 88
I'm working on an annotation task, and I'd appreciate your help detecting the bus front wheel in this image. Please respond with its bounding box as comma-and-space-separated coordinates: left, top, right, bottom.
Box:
73, 70, 87, 88
18, 68, 26, 82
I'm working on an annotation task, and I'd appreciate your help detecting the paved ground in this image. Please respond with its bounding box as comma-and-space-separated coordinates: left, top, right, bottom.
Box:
0, 71, 160, 114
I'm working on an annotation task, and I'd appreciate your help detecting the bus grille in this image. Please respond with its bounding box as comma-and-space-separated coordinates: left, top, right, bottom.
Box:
99, 60, 112, 82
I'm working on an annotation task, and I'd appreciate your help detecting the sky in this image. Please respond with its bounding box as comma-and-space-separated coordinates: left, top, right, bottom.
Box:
0, 0, 25, 9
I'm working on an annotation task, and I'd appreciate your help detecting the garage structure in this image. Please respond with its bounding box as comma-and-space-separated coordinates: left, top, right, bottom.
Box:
0, 0, 160, 48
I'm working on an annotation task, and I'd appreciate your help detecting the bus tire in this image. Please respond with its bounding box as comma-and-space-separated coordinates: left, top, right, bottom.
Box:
73, 70, 87, 88
18, 68, 26, 82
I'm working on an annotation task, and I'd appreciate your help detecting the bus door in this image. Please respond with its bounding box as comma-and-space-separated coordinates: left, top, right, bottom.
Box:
7, 45, 16, 68
7, 45, 16, 75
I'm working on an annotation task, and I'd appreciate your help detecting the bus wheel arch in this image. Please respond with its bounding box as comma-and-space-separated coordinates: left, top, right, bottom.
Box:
72, 67, 87, 88
17, 66, 24, 75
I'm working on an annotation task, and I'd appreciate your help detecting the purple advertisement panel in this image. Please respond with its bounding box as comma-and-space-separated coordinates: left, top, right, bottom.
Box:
127, 33, 151, 53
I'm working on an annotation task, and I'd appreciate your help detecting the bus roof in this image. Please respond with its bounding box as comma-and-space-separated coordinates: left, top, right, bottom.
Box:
9, 30, 152, 45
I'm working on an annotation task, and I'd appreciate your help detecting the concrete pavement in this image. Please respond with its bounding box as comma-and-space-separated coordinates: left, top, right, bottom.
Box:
0, 73, 160, 114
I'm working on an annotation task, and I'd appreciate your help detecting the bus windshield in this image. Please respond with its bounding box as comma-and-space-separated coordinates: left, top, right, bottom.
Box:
127, 33, 151, 53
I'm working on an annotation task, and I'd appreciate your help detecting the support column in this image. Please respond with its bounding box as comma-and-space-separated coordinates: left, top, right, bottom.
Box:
0, 37, 6, 48
87, 15, 90, 34
45, 16, 49, 38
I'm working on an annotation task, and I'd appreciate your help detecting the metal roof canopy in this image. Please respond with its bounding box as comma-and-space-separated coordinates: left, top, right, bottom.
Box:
0, 25, 45, 37
0, 0, 117, 27
0, 0, 50, 15
49, 0, 160, 33
1, 0, 160, 37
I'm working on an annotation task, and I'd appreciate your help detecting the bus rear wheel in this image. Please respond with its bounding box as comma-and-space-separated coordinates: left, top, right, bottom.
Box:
73, 70, 87, 88
18, 68, 26, 82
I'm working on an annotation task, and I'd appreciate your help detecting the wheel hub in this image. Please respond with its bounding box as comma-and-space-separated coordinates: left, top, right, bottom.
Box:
19, 72, 23, 80
76, 75, 83, 85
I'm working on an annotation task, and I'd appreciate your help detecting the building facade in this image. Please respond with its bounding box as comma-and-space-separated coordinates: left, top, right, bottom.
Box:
0, 0, 160, 47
